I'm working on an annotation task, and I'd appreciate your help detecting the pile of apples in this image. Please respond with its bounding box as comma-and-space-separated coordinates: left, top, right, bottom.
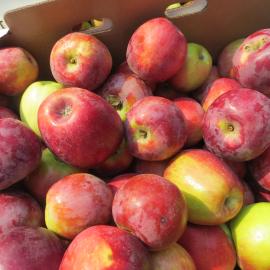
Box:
1, 16, 270, 270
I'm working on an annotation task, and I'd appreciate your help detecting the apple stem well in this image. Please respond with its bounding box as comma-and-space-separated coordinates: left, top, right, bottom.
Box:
107, 95, 123, 111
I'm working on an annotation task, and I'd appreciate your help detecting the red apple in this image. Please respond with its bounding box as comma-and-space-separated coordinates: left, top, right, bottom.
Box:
112, 174, 187, 250
38, 87, 123, 168
125, 96, 187, 161
224, 159, 247, 179
134, 159, 169, 176
0, 106, 18, 119
50, 32, 112, 91
203, 88, 270, 161
126, 17, 187, 82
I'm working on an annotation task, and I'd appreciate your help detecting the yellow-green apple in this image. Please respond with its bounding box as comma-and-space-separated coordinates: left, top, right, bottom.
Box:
0, 191, 43, 233
0, 118, 41, 190
112, 174, 187, 250
134, 159, 169, 176
126, 17, 187, 82
125, 96, 187, 161
164, 149, 244, 225
232, 29, 270, 97
38, 87, 123, 168
50, 32, 112, 91
150, 242, 196, 270
45, 173, 113, 239
202, 88, 270, 161
0, 226, 65, 270
202, 78, 241, 111
20, 81, 63, 137
178, 224, 236, 270
59, 225, 150, 270
230, 202, 270, 270
24, 148, 81, 204
0, 47, 38, 96
99, 72, 152, 121
170, 43, 212, 92
174, 97, 204, 146
218, 38, 244, 77
0, 106, 18, 119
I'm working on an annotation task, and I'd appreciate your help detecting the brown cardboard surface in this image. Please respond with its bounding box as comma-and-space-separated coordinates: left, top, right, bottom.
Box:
1, 0, 270, 79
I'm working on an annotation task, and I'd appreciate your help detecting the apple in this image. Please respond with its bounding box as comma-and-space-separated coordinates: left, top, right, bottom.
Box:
164, 149, 244, 225
133, 159, 169, 176
203, 88, 270, 161
112, 174, 187, 250
150, 242, 196, 270
170, 42, 212, 92
241, 180, 255, 205
178, 223, 236, 270
38, 87, 123, 168
0, 226, 65, 270
125, 96, 187, 161
126, 17, 187, 82
59, 225, 150, 270
174, 97, 204, 146
230, 202, 270, 270
218, 38, 244, 77
24, 148, 81, 204
0, 47, 38, 96
99, 72, 152, 121
0, 106, 18, 119
0, 118, 41, 190
20, 81, 63, 137
224, 159, 247, 179
50, 32, 112, 91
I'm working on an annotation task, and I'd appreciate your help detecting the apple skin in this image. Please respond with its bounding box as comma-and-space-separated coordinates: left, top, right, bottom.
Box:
112, 174, 188, 250
0, 106, 18, 119
178, 224, 236, 270
150, 242, 196, 270
59, 225, 151, 270
0, 118, 41, 190
230, 202, 270, 270
174, 97, 204, 146
99, 72, 152, 121
24, 148, 81, 204
164, 149, 244, 225
20, 81, 63, 137
224, 159, 247, 179
45, 173, 113, 240
0, 47, 38, 96
38, 87, 123, 168
126, 17, 187, 82
125, 96, 187, 161
134, 159, 169, 176
203, 88, 270, 161
50, 32, 112, 91
218, 38, 244, 77
0, 226, 65, 270
202, 78, 241, 111
0, 191, 43, 233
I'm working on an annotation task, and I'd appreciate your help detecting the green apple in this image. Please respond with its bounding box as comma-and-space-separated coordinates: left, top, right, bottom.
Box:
170, 42, 213, 92
230, 202, 270, 270
20, 81, 63, 137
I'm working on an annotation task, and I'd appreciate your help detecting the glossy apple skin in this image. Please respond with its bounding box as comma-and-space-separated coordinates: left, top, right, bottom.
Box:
179, 224, 236, 270
218, 38, 244, 77
0, 226, 65, 270
202, 78, 241, 111
45, 173, 113, 239
127, 17, 187, 82
50, 32, 112, 91
203, 88, 270, 161
170, 43, 212, 92
150, 242, 196, 270
0, 192, 43, 233
230, 203, 270, 270
0, 118, 41, 190
24, 148, 81, 204
38, 87, 123, 168
134, 159, 169, 176
164, 149, 244, 225
0, 47, 38, 96
232, 29, 270, 97
59, 225, 150, 270
99, 72, 152, 121
174, 97, 204, 146
0, 106, 18, 119
112, 174, 187, 250
125, 96, 187, 161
